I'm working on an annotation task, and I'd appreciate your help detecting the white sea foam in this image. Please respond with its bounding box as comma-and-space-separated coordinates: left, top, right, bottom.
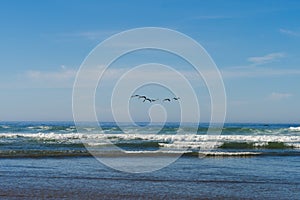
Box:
159, 141, 223, 149
114, 150, 262, 156
86, 142, 112, 147
0, 133, 299, 142
289, 127, 300, 132
1, 133, 299, 148
123, 150, 191, 154
0, 132, 87, 140
199, 152, 262, 156
83, 128, 95, 132
37, 126, 51, 130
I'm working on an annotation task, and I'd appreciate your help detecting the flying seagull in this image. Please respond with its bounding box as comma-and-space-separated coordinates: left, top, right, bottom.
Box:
173, 97, 180, 100
131, 94, 140, 98
138, 95, 147, 100
150, 99, 159, 102
163, 98, 171, 102
143, 98, 152, 103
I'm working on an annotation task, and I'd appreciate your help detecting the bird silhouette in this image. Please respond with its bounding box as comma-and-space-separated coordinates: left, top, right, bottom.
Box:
150, 99, 159, 102
143, 98, 152, 102
131, 95, 180, 103
138, 95, 147, 100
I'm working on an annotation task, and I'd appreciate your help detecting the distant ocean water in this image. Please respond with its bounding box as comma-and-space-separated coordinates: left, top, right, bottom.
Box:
1, 122, 299, 199
0, 122, 300, 158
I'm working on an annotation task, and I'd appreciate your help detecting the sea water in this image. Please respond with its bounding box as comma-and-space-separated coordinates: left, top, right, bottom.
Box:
0, 122, 299, 199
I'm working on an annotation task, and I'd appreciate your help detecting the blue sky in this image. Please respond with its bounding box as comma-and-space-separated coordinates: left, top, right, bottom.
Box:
0, 0, 300, 123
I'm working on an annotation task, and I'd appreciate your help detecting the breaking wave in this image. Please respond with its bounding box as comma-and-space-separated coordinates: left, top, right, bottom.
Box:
1, 122, 300, 158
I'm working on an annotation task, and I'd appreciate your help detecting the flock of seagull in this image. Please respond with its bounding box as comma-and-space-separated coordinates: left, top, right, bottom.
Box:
130, 94, 180, 103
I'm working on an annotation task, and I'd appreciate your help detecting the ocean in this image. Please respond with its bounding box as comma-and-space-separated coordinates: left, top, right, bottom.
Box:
0, 122, 299, 199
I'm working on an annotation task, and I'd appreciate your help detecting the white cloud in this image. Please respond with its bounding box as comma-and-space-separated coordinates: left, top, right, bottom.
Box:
220, 51, 300, 79
280, 29, 300, 37
23, 64, 300, 89
268, 92, 292, 101
221, 67, 300, 79
23, 66, 78, 88
24, 66, 202, 89
247, 52, 285, 65
27, 66, 77, 81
